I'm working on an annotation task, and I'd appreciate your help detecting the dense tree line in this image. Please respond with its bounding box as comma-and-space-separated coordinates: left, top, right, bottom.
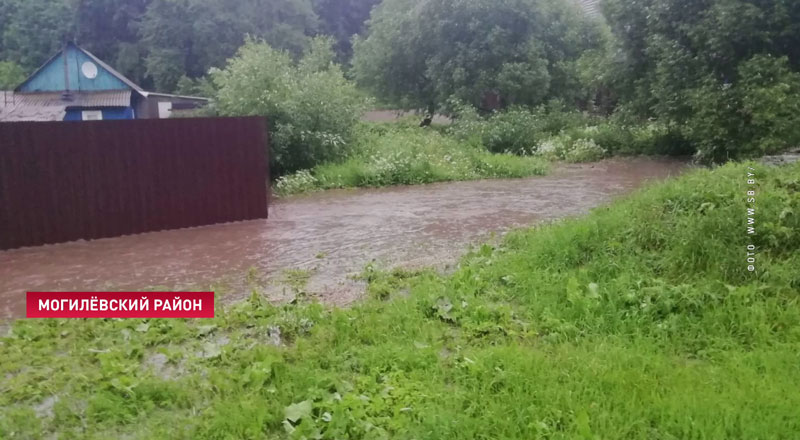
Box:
352, 0, 605, 114
0, 0, 379, 91
3, 0, 798, 163
602, 0, 800, 161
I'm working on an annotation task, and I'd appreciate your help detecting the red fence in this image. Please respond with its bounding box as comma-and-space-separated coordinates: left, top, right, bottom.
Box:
0, 117, 269, 250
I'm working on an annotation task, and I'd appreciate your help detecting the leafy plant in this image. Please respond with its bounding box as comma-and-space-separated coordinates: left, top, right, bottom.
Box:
212, 37, 370, 175
352, 0, 607, 113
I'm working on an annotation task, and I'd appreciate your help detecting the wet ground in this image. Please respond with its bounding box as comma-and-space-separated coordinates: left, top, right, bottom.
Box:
0, 157, 688, 318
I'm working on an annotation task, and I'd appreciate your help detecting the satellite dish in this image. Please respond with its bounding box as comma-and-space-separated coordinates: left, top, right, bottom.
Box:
81, 61, 98, 79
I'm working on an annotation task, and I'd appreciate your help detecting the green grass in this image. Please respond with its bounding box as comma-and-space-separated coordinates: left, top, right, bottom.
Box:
274, 125, 549, 196
2, 162, 799, 439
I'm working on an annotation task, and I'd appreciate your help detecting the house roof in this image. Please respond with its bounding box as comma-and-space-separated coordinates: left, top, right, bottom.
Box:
6, 43, 209, 120
77, 45, 145, 93
12, 43, 207, 102
0, 92, 66, 122
0, 90, 135, 122
13, 90, 132, 108
15, 43, 144, 93
140, 91, 209, 102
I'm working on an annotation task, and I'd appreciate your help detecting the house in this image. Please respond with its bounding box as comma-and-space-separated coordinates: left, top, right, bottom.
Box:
0, 43, 208, 122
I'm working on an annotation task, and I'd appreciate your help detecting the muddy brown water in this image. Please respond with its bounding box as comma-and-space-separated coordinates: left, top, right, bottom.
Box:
0, 157, 688, 319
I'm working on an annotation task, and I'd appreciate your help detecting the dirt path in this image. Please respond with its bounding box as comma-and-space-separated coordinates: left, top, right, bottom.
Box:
0, 157, 688, 318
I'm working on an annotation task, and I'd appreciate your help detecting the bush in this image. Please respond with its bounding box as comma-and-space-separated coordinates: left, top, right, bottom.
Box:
605, 0, 800, 162
212, 37, 370, 175
478, 109, 543, 154
0, 61, 26, 89
535, 136, 607, 163
564, 138, 607, 163
449, 105, 593, 155
275, 170, 319, 195
686, 56, 800, 163
275, 127, 549, 195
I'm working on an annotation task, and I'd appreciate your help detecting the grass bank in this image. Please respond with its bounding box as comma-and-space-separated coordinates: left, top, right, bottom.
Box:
2, 162, 799, 439
274, 106, 696, 197
274, 124, 549, 196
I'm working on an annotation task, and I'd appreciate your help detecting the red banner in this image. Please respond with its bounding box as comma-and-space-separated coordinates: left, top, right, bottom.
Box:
26, 292, 215, 318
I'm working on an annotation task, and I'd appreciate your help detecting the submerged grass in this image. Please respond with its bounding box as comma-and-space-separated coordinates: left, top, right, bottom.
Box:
2, 162, 799, 439
275, 125, 549, 196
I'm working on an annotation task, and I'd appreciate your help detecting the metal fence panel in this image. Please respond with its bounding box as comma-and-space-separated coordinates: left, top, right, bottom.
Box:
0, 117, 269, 250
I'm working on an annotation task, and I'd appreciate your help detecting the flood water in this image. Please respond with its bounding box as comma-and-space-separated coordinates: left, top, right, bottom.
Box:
0, 157, 688, 318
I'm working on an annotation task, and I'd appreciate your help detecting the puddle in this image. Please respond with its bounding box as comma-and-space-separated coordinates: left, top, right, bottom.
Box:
0, 157, 689, 318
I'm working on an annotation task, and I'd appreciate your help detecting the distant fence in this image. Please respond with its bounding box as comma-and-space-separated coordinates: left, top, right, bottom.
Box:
0, 117, 269, 250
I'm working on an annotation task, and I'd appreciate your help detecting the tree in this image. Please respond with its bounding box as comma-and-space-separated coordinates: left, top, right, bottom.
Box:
212, 37, 369, 175
73, 0, 151, 86
311, 0, 381, 61
0, 0, 75, 70
0, 0, 151, 85
351, 0, 606, 114
603, 0, 800, 160
0, 0, 322, 93
0, 60, 26, 89
139, 0, 318, 92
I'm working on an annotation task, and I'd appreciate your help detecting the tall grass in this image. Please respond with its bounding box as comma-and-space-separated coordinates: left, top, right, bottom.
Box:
275, 125, 548, 196
2, 162, 799, 439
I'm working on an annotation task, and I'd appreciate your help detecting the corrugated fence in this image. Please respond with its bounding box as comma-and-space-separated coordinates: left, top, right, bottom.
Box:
0, 117, 269, 250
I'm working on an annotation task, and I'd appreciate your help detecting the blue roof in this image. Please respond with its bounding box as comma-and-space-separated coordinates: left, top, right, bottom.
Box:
15, 43, 144, 93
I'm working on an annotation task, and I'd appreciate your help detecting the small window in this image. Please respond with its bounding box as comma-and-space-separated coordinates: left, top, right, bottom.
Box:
158, 101, 173, 119
82, 110, 103, 121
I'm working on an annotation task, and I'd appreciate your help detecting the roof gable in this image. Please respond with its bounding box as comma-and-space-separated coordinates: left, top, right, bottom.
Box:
15, 43, 143, 93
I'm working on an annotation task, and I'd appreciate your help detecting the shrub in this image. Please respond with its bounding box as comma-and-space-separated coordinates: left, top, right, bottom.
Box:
568, 123, 630, 154
535, 136, 607, 163
479, 109, 542, 154
275, 170, 319, 196
212, 37, 370, 175
449, 105, 593, 155
0, 61, 26, 89
686, 56, 800, 163
564, 138, 607, 163
275, 127, 549, 195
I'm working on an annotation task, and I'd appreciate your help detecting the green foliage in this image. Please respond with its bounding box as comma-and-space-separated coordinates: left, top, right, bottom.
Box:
275, 125, 549, 195
559, 118, 693, 157
0, 0, 148, 85
0, 0, 74, 70
352, 0, 607, 113
446, 104, 690, 163
449, 104, 595, 155
140, 0, 318, 92
0, 60, 25, 89
604, 0, 800, 161
685, 56, 800, 162
311, 0, 382, 61
0, 0, 343, 92
535, 136, 607, 163
451, 108, 543, 155
3, 163, 800, 438
212, 38, 369, 175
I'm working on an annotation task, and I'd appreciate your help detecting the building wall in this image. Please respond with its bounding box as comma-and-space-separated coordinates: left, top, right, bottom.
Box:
63, 107, 135, 121
135, 95, 207, 119
18, 46, 130, 93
